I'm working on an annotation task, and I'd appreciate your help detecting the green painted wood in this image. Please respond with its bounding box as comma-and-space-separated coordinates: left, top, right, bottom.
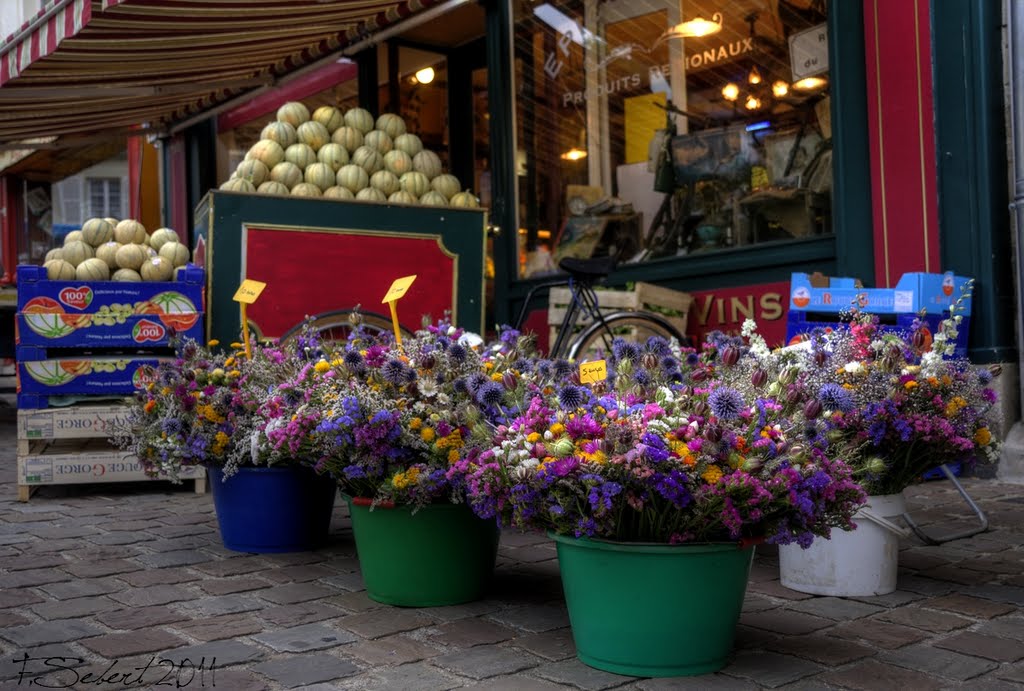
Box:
933, 0, 1015, 363
193, 191, 487, 345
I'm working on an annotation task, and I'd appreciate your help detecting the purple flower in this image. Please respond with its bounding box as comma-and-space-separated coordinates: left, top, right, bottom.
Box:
558, 385, 586, 410
708, 387, 745, 420
819, 383, 854, 412
476, 381, 505, 407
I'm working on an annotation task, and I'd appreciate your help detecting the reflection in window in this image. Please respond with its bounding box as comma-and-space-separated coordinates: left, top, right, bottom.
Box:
515, 0, 831, 278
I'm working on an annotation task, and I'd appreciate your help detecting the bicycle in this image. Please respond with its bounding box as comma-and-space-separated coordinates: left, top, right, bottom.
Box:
275, 307, 413, 345
513, 255, 687, 361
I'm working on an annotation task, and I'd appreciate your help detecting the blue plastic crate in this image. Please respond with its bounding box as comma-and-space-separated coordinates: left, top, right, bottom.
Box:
785, 310, 970, 359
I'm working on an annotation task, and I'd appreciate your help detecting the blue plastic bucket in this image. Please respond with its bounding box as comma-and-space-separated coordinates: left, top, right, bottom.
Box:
209, 465, 337, 553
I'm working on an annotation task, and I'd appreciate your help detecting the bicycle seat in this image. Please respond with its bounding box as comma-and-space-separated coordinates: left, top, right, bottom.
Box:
558, 255, 617, 280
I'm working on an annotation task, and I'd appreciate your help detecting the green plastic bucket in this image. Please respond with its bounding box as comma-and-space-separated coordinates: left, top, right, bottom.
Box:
346, 497, 500, 607
551, 533, 755, 677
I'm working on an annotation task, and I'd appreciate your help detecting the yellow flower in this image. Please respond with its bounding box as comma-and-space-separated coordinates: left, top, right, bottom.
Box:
410, 417, 422, 430
314, 359, 331, 374
491, 373, 503, 382
421, 427, 436, 443
549, 423, 565, 436
212, 431, 230, 456
331, 358, 344, 367
225, 357, 235, 368
580, 449, 607, 464
702, 465, 723, 484
207, 339, 220, 347
392, 466, 421, 490
526, 432, 542, 444
974, 427, 992, 446
904, 381, 918, 390
448, 449, 460, 464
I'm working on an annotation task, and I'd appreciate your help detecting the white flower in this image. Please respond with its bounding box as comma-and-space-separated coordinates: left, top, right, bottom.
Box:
741, 319, 758, 338
843, 361, 865, 375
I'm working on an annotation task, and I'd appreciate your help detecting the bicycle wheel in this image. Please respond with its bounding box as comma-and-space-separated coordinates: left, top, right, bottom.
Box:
567, 311, 685, 362
278, 309, 411, 346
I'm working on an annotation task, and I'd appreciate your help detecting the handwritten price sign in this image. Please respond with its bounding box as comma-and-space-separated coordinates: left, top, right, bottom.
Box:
579, 360, 607, 384
382, 275, 417, 347
232, 279, 267, 304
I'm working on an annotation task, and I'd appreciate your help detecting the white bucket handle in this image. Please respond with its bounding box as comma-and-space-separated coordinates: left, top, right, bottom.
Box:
858, 509, 912, 538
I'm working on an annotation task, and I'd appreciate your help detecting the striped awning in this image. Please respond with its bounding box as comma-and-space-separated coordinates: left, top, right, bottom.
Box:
0, 0, 440, 146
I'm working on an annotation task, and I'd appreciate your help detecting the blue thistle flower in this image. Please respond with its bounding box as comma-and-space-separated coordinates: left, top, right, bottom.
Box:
708, 387, 745, 420
552, 360, 572, 379
343, 350, 364, 367
646, 336, 672, 356
476, 381, 505, 407
558, 385, 586, 410
448, 343, 468, 362
382, 358, 407, 385
633, 368, 652, 387
819, 383, 854, 412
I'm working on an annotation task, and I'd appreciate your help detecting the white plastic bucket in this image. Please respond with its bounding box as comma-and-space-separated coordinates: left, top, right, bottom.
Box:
779, 494, 909, 596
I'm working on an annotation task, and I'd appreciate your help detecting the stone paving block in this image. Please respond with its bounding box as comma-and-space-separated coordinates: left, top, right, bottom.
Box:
464, 674, 574, 690
117, 566, 201, 587
786, 596, 885, 621
257, 582, 338, 605
321, 555, 361, 572
500, 531, 552, 548
61, 558, 141, 578
86, 532, 155, 546
167, 614, 256, 644
510, 628, 577, 662
430, 617, 517, 647
0, 644, 85, 682
197, 577, 270, 596
487, 605, 571, 633
177, 668, 272, 691
13, 537, 78, 552
260, 602, 349, 628
829, 618, 930, 649
147, 523, 214, 538
922, 594, 1016, 619
321, 572, 366, 592
80, 629, 188, 658
177, 594, 263, 617
27, 525, 99, 540
880, 643, 999, 680
157, 511, 213, 526
763, 633, 874, 665
30, 595, 119, 620
158, 639, 266, 667
742, 595, 777, 613
144, 535, 213, 552
896, 575, 957, 596
135, 549, 213, 568
819, 659, 946, 691
0, 589, 45, 608
977, 616, 1024, 642
3, 567, 72, 588
0, 611, 31, 627
346, 633, 442, 666
0, 619, 102, 646
636, 675, 758, 690
964, 584, 1024, 606
426, 600, 504, 623
363, 661, 461, 690
252, 623, 357, 652
108, 584, 194, 608
733, 624, 780, 650
898, 549, 954, 571
262, 551, 328, 567
340, 609, 435, 639
917, 564, 995, 585
877, 606, 973, 632
500, 546, 558, 563
95, 605, 189, 631
849, 590, 926, 607
996, 663, 1024, 684
4, 554, 68, 571
721, 651, 824, 688
933, 631, 1024, 662
739, 609, 833, 635
252, 653, 360, 688
961, 677, 1024, 691
193, 555, 269, 577
533, 658, 638, 690
432, 644, 543, 679
262, 564, 338, 583
747, 580, 816, 600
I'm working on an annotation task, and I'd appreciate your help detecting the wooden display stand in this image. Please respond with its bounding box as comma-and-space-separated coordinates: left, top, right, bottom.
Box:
16, 402, 206, 502
548, 281, 693, 347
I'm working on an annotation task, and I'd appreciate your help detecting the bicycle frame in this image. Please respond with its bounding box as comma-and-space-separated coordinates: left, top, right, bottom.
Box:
513, 275, 610, 359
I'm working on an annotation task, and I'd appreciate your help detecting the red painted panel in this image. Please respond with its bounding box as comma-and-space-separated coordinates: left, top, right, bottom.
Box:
243, 227, 455, 338
686, 281, 789, 348
864, 0, 940, 287
166, 135, 187, 235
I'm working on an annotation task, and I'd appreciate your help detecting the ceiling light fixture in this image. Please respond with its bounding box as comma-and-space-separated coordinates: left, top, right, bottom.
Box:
772, 80, 789, 97
793, 76, 828, 91
415, 66, 435, 84
748, 66, 762, 85
744, 94, 762, 110
721, 82, 740, 102
661, 12, 723, 41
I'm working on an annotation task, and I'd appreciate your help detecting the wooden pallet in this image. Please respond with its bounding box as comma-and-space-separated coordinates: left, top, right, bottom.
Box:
16, 402, 206, 502
548, 282, 693, 348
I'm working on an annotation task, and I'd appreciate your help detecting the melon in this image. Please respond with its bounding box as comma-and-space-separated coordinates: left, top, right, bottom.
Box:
158, 242, 190, 267
44, 259, 76, 280
356, 187, 387, 203
44, 248, 64, 263
235, 159, 269, 187
363, 129, 393, 154
247, 139, 285, 169
112, 268, 142, 282
304, 162, 337, 191
63, 230, 84, 246
376, 113, 407, 139
270, 161, 303, 190
220, 178, 256, 193
331, 126, 364, 153
277, 101, 310, 128
393, 133, 424, 158
388, 190, 418, 205
317, 142, 350, 171
257, 181, 291, 196
413, 150, 443, 180
115, 243, 148, 271
336, 164, 369, 194
296, 120, 330, 151
369, 170, 400, 197
95, 241, 122, 269
81, 218, 114, 247
62, 240, 94, 267
260, 120, 297, 149
450, 190, 481, 208
104, 217, 120, 228
399, 171, 431, 198
76, 257, 110, 282
149, 228, 179, 251
141, 256, 174, 282
384, 149, 414, 177
323, 186, 355, 200
418, 190, 449, 207
352, 146, 384, 175
312, 105, 344, 133
290, 182, 323, 197
431, 173, 461, 200
344, 107, 375, 134
284, 143, 318, 170
114, 220, 147, 245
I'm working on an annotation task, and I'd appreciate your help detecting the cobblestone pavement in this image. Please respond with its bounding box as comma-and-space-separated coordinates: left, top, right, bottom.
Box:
2, 405, 1024, 690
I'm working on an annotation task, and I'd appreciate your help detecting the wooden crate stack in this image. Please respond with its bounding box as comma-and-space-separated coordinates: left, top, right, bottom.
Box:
547, 281, 693, 349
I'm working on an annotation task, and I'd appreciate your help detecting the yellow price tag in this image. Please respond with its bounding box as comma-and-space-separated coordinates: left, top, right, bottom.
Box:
579, 360, 607, 384
233, 279, 267, 304
381, 275, 417, 304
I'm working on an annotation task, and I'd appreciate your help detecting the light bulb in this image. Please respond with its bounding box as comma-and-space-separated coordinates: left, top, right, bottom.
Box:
722, 83, 739, 102
748, 66, 762, 85
793, 76, 828, 91
744, 95, 762, 110
415, 66, 435, 85
772, 80, 789, 97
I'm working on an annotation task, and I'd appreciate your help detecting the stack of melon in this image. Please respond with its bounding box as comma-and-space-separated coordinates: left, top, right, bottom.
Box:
222, 101, 481, 209
42, 218, 192, 282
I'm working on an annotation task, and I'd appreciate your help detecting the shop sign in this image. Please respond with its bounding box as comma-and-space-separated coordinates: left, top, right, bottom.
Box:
789, 23, 828, 80
687, 281, 789, 347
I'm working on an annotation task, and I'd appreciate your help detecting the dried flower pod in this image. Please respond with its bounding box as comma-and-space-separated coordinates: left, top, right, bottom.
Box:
502, 371, 517, 390
721, 345, 741, 366
704, 424, 722, 442
778, 366, 800, 385
642, 353, 659, 370
751, 368, 769, 388
803, 398, 823, 419
419, 354, 435, 370
678, 386, 694, 397
912, 328, 928, 350
691, 400, 710, 418
690, 369, 709, 382
813, 350, 829, 367
552, 438, 575, 458
785, 386, 803, 406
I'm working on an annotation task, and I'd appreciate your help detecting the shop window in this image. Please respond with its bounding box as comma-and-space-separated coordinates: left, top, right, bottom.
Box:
514, 0, 832, 278
87, 177, 123, 219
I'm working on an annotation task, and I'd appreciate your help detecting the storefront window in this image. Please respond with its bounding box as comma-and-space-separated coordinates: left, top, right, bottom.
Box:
514, 0, 832, 278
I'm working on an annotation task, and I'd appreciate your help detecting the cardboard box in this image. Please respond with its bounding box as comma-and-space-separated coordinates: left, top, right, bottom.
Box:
789, 271, 972, 316
17, 355, 167, 399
